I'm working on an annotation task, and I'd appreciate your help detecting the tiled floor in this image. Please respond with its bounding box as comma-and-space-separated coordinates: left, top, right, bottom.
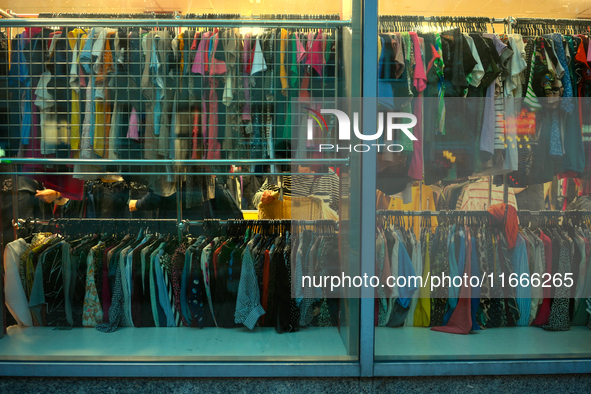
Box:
0, 326, 354, 361
375, 326, 591, 360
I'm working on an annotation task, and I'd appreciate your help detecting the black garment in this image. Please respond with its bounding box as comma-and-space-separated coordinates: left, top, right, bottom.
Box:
515, 184, 546, 211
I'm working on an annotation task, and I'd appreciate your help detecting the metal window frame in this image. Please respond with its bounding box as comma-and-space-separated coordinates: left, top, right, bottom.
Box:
1, 4, 591, 378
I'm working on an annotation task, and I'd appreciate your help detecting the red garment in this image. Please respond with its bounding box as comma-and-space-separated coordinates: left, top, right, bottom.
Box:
431, 231, 472, 335
191, 109, 201, 159
101, 243, 119, 322
532, 230, 553, 326
261, 250, 271, 325
212, 243, 224, 281
487, 203, 519, 249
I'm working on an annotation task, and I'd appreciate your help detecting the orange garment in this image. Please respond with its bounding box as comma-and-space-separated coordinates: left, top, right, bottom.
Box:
376, 190, 390, 210
93, 32, 115, 156
280, 29, 289, 92
487, 203, 519, 249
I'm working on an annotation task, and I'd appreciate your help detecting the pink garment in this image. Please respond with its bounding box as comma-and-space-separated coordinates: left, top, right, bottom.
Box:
205, 87, 221, 160
191, 109, 199, 160
127, 107, 140, 141
242, 34, 252, 121
306, 29, 325, 76
408, 92, 423, 180
431, 230, 472, 335
203, 33, 225, 160
79, 67, 87, 88
409, 32, 427, 93
192, 31, 212, 75
243, 33, 252, 74
532, 231, 553, 326
295, 32, 306, 63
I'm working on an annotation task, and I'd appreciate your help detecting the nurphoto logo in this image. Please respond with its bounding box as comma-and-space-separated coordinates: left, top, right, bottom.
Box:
306, 108, 418, 152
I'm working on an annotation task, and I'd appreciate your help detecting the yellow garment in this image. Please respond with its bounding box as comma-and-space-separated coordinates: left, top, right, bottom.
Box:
413, 232, 430, 327
22, 235, 54, 300
387, 185, 438, 238
70, 90, 81, 151
93, 32, 116, 156
67, 29, 86, 150
258, 191, 338, 220
93, 96, 110, 157
179, 32, 184, 74
378, 36, 382, 64
280, 29, 289, 92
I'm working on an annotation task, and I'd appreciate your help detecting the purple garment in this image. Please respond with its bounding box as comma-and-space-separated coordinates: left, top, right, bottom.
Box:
479, 83, 496, 154
242, 34, 252, 121
127, 107, 140, 141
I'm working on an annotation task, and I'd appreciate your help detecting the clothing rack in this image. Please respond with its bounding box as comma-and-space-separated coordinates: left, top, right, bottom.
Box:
376, 209, 569, 217
13, 217, 338, 228
13, 218, 338, 241
513, 17, 591, 35
0, 158, 349, 177
0, 17, 350, 28
377, 15, 509, 33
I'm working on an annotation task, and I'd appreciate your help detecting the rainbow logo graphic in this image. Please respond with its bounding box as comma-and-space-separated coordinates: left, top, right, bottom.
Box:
304, 107, 328, 131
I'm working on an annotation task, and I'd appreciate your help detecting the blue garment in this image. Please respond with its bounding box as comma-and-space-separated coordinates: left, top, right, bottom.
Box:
470, 234, 481, 331
79, 28, 95, 74
513, 234, 531, 326
547, 33, 574, 113
234, 238, 265, 330
181, 236, 205, 326
154, 249, 175, 327
9, 33, 31, 145
150, 37, 163, 136
396, 231, 418, 308
444, 226, 465, 325
378, 36, 394, 99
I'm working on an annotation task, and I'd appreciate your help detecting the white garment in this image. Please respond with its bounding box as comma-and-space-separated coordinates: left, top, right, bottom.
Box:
505, 34, 527, 98
384, 230, 400, 325
250, 39, 268, 75
4, 239, 32, 326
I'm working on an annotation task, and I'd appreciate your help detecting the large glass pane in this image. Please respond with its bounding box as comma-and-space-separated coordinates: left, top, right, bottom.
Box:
374, 3, 591, 362
0, 0, 362, 363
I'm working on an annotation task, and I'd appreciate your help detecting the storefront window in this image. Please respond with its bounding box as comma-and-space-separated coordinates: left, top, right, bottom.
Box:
0, 0, 363, 363
374, 4, 591, 362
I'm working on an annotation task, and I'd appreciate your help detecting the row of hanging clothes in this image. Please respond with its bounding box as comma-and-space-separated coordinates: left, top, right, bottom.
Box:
376, 15, 590, 198
0, 15, 339, 176
3, 218, 341, 334
375, 208, 591, 334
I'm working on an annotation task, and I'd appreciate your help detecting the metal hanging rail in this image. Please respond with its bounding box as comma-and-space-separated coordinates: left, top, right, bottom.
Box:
13, 217, 338, 228
0, 18, 351, 28
376, 209, 568, 216
377, 15, 508, 24
0, 158, 349, 166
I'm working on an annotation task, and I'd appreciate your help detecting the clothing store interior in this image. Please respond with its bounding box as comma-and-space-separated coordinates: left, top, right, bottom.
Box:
1, 0, 591, 365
